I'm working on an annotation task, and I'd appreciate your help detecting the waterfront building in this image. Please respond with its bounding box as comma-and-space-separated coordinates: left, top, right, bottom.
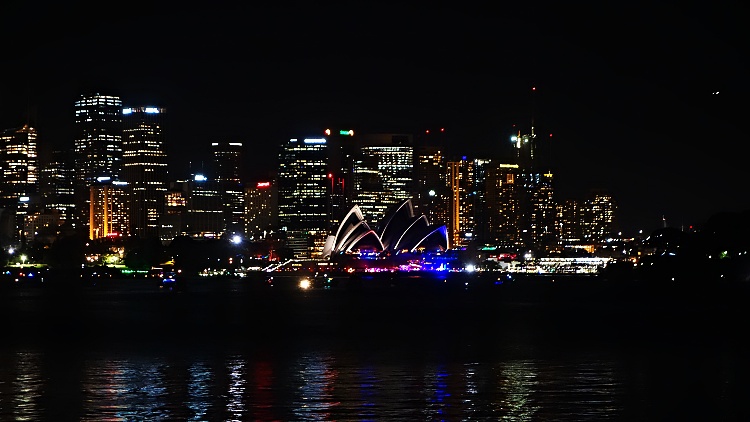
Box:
413, 141, 450, 231
521, 169, 556, 250
245, 180, 277, 239
447, 157, 476, 247
73, 93, 124, 237
39, 149, 76, 225
0, 124, 39, 243
277, 137, 329, 259
89, 178, 129, 239
0, 124, 38, 203
324, 128, 358, 232
211, 141, 245, 236
486, 163, 523, 249
582, 189, 618, 242
184, 174, 224, 238
159, 182, 189, 244
122, 106, 168, 239
353, 133, 414, 224
557, 198, 585, 243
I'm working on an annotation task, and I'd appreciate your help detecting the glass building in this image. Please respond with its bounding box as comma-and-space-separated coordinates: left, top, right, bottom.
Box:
277, 137, 328, 259
122, 106, 168, 239
73, 93, 123, 237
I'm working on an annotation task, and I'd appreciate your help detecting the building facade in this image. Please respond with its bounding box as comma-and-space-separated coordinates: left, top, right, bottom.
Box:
277, 137, 329, 259
73, 93, 124, 237
122, 106, 168, 239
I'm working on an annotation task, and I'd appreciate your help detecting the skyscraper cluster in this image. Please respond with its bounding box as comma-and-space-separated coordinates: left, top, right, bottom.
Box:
0, 92, 617, 261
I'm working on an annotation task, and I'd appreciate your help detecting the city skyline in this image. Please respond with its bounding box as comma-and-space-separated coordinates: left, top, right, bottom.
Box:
1, 1, 746, 236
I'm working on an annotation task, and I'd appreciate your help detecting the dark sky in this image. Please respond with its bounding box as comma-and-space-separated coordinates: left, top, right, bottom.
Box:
1, 1, 747, 236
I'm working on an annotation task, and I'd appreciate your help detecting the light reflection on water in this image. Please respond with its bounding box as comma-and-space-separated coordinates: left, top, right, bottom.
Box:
0, 347, 641, 421
0, 343, 746, 421
0, 278, 747, 420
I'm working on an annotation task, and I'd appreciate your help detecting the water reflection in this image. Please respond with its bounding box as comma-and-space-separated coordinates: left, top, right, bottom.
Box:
186, 362, 211, 421
291, 352, 338, 420
11, 351, 42, 421
0, 343, 743, 420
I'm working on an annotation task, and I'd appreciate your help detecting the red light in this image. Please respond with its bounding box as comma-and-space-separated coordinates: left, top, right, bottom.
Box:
425, 129, 430, 134
328, 173, 333, 178
549, 133, 553, 137
440, 128, 445, 132
257, 182, 270, 188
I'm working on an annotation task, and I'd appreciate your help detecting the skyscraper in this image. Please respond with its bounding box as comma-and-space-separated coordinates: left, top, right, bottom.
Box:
447, 157, 475, 247
211, 141, 244, 236
245, 180, 277, 239
73, 93, 123, 237
122, 106, 168, 239
39, 149, 76, 225
0, 124, 38, 243
277, 137, 328, 259
353, 133, 414, 224
0, 124, 38, 204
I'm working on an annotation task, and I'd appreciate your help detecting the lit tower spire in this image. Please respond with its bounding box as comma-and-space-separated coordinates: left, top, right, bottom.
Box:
510, 86, 537, 164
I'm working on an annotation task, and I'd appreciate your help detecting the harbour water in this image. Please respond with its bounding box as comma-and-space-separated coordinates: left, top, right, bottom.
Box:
1, 273, 748, 420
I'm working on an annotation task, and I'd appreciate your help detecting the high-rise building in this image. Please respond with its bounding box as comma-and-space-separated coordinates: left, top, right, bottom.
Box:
0, 124, 39, 244
519, 169, 556, 250
277, 137, 329, 259
0, 124, 38, 203
73, 93, 124, 237
582, 189, 618, 242
89, 178, 129, 239
122, 106, 168, 239
486, 163, 522, 248
353, 133, 414, 224
245, 180, 277, 239
324, 128, 358, 232
447, 157, 476, 247
184, 174, 224, 239
211, 141, 244, 236
39, 149, 76, 225
159, 181, 189, 244
413, 144, 450, 230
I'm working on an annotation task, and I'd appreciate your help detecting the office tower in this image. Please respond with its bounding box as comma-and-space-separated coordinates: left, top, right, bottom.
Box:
211, 141, 244, 236
324, 128, 358, 231
0, 124, 39, 244
39, 149, 76, 224
122, 106, 168, 239
447, 157, 476, 247
471, 158, 491, 243
353, 133, 414, 224
413, 144, 450, 230
277, 137, 328, 259
73, 93, 124, 237
245, 180, 277, 239
159, 181, 189, 244
0, 124, 38, 202
89, 178, 129, 239
486, 163, 522, 248
413, 126, 449, 225
184, 174, 224, 238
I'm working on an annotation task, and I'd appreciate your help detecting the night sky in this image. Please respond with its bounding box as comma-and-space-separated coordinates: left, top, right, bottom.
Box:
1, 1, 746, 236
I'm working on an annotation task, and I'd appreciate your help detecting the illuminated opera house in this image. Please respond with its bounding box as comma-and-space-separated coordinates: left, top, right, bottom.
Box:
322, 199, 451, 271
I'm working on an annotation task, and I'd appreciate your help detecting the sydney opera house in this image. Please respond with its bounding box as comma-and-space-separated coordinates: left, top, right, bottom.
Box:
321, 199, 451, 271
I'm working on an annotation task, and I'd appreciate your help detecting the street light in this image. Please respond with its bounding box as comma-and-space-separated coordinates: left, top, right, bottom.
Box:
20, 254, 26, 266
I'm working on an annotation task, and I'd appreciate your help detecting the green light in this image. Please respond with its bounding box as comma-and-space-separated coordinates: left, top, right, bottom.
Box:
339, 130, 354, 136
